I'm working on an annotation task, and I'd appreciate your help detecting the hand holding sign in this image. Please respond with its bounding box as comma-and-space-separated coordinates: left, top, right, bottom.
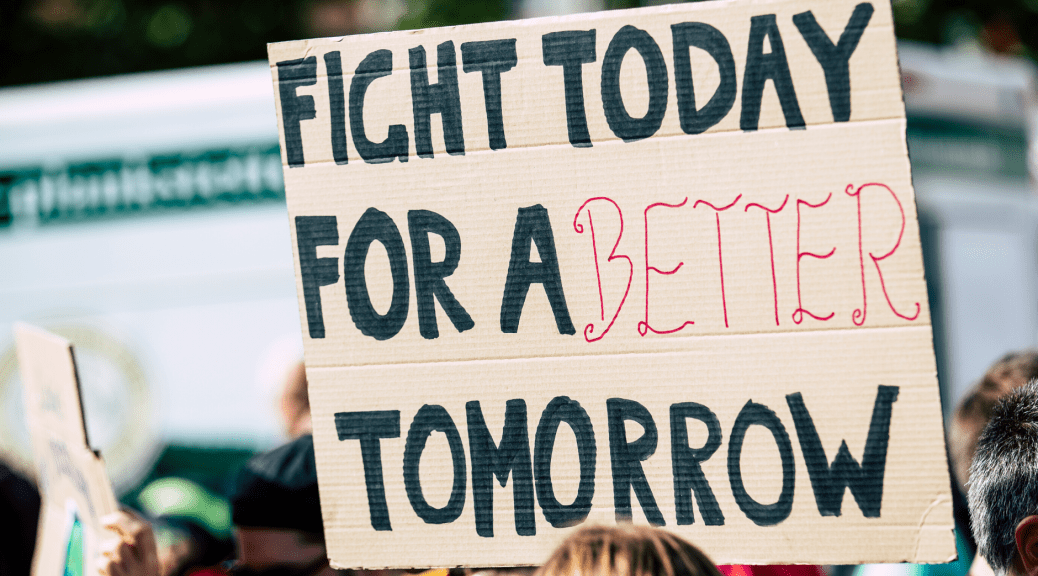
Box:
98, 510, 161, 576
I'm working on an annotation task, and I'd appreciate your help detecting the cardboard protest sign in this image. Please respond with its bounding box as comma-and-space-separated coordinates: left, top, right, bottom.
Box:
15, 324, 119, 576
268, 0, 955, 567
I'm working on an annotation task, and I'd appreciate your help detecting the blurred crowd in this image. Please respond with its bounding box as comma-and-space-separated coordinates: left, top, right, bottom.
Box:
4, 348, 1038, 576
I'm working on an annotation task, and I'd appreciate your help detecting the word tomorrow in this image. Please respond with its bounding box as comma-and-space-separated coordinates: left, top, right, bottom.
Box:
335, 385, 898, 535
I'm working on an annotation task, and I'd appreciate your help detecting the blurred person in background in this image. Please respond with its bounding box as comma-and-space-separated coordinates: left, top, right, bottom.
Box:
134, 477, 235, 576
280, 360, 312, 439
0, 460, 40, 576
967, 380, 1038, 576
950, 351, 1038, 496
536, 524, 721, 576
228, 433, 331, 572
949, 351, 1038, 576
100, 434, 337, 576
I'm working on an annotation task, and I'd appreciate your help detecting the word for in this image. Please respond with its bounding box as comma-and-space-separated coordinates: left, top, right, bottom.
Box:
335, 385, 898, 536
277, 3, 874, 166
297, 183, 917, 341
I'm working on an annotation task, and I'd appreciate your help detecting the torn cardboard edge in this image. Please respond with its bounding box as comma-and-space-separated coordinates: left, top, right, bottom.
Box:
15, 323, 119, 576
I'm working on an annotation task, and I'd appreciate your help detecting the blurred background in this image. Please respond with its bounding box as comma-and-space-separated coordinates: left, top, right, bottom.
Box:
0, 0, 1034, 569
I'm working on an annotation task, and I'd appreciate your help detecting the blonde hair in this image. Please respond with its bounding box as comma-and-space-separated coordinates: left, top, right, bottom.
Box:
536, 525, 722, 576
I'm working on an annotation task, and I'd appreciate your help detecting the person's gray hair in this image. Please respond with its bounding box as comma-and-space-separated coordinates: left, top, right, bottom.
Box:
968, 380, 1038, 575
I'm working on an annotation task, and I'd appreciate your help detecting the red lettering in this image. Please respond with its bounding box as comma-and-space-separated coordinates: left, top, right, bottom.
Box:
793, 193, 836, 324
693, 194, 743, 328
745, 195, 790, 327
638, 198, 693, 336
845, 183, 920, 324
574, 198, 632, 342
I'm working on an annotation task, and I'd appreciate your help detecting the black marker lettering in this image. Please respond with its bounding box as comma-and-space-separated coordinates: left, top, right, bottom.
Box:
542, 30, 597, 148
276, 57, 317, 167
671, 23, 737, 135
403, 405, 467, 524
408, 210, 474, 339
741, 14, 805, 131
461, 39, 518, 151
601, 26, 668, 142
534, 396, 596, 528
501, 205, 575, 335
608, 398, 665, 525
350, 50, 409, 164
324, 51, 350, 165
467, 399, 535, 537
335, 410, 401, 531
296, 216, 340, 339
728, 400, 795, 526
786, 385, 898, 517
671, 402, 725, 525
410, 41, 465, 158
343, 208, 409, 340
793, 3, 874, 123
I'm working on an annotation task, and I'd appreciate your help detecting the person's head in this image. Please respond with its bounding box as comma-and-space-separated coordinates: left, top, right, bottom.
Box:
136, 476, 234, 575
230, 434, 335, 575
280, 360, 312, 439
968, 380, 1038, 576
950, 350, 1038, 492
535, 525, 721, 576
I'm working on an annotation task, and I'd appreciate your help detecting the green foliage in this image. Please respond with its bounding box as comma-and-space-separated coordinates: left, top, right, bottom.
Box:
0, 0, 1034, 88
398, 0, 511, 29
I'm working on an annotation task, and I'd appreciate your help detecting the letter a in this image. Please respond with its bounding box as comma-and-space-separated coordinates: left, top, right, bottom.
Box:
501, 205, 576, 334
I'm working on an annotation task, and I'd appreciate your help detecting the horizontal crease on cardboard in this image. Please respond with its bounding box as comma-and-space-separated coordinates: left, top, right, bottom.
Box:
280, 116, 907, 170
303, 323, 934, 369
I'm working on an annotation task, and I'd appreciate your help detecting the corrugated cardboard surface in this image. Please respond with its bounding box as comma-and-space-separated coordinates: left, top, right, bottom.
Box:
15, 324, 118, 576
268, 0, 954, 567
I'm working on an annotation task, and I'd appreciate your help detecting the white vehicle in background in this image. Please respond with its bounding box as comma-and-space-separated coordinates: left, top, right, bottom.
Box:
0, 42, 1036, 500
0, 61, 301, 494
